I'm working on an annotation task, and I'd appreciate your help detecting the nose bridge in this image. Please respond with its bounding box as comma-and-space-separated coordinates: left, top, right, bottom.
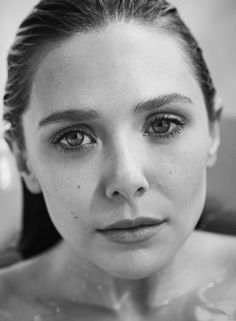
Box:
111, 131, 141, 175
105, 132, 149, 200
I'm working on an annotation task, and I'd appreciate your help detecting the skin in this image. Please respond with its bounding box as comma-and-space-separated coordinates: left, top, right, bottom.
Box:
3, 21, 235, 320
22, 21, 217, 276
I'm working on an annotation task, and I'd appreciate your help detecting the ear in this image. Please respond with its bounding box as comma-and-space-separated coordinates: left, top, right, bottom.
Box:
5, 132, 42, 194
206, 98, 223, 168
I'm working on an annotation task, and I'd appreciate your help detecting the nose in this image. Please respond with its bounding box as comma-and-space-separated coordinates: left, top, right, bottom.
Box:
104, 142, 149, 201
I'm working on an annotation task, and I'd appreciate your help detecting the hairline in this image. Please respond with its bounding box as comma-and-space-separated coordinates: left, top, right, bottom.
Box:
25, 17, 204, 112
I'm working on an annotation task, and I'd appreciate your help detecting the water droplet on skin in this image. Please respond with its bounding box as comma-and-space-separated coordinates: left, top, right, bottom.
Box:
33, 316, 43, 321
161, 299, 170, 306
97, 285, 103, 291
55, 307, 61, 313
46, 301, 61, 311
207, 282, 214, 288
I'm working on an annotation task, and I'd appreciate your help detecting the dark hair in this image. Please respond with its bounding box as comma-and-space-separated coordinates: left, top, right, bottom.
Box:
18, 180, 62, 258
3, 0, 217, 257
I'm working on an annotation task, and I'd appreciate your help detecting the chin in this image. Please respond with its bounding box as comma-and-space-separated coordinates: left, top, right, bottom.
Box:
109, 266, 158, 280
97, 249, 172, 280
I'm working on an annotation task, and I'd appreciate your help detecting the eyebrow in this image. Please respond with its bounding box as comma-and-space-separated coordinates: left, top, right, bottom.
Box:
38, 93, 192, 129
38, 109, 99, 128
134, 93, 193, 113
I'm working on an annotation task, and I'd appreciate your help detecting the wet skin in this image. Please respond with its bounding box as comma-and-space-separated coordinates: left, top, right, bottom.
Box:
1, 232, 236, 320
0, 21, 230, 320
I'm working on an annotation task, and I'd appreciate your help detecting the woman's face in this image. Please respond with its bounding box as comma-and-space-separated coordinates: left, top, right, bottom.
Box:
22, 22, 217, 279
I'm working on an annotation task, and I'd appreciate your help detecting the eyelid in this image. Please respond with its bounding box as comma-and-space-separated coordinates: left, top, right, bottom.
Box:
144, 112, 186, 128
50, 124, 96, 145
146, 111, 185, 119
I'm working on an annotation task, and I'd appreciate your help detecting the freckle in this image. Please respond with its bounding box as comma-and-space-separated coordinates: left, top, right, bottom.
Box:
70, 211, 74, 216
168, 171, 172, 175
77, 185, 81, 190
74, 216, 78, 219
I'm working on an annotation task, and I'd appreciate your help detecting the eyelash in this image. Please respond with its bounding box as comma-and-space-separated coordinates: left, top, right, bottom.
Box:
50, 114, 186, 154
143, 114, 186, 139
50, 126, 97, 153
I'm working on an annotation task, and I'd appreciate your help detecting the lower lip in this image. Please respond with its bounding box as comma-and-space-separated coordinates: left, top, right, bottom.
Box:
98, 223, 164, 244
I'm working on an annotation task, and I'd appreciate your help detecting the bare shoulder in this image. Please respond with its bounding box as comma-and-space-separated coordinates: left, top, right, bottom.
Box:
0, 255, 56, 319
0, 259, 116, 321
0, 259, 35, 305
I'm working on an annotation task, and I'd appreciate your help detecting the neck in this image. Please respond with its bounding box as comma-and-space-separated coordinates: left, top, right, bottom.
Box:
46, 234, 203, 313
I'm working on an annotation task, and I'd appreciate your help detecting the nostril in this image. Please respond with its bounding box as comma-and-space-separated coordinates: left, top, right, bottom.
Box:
108, 186, 147, 200
137, 187, 145, 194
112, 191, 120, 197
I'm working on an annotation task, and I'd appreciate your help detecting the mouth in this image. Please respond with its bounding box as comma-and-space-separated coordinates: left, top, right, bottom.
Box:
97, 217, 166, 244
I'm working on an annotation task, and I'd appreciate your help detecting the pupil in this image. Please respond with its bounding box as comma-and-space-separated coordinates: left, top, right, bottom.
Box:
152, 119, 170, 133
66, 132, 83, 146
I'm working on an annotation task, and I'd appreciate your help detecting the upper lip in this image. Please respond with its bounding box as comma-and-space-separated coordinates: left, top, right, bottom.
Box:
98, 217, 164, 231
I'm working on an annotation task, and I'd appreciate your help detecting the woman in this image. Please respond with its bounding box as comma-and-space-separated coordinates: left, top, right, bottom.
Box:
1, 0, 236, 319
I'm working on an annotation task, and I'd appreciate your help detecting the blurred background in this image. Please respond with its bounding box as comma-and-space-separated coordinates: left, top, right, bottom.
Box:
0, 0, 236, 247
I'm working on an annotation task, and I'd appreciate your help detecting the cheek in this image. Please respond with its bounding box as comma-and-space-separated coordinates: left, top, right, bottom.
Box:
34, 156, 101, 223
152, 143, 208, 189
149, 130, 209, 223
169, 144, 207, 195
34, 158, 103, 248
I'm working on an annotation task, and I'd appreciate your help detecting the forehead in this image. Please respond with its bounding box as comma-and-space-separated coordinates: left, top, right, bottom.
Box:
31, 21, 204, 114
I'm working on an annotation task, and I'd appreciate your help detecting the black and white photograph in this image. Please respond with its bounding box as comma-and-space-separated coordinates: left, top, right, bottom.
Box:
0, 0, 236, 320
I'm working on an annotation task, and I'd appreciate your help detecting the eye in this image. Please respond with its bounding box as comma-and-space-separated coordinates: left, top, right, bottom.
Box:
50, 126, 97, 153
61, 131, 85, 147
144, 114, 186, 139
